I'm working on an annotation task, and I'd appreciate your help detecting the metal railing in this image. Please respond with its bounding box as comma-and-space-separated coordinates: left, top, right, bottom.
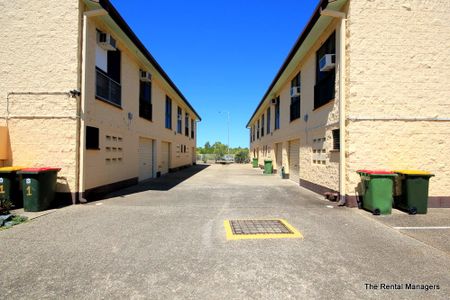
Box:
96, 68, 121, 106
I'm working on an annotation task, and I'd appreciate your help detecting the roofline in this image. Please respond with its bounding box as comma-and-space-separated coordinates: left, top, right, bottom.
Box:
246, 0, 329, 128
98, 0, 201, 121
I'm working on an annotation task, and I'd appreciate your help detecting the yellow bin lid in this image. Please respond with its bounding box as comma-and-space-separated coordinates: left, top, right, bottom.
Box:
0, 166, 24, 172
393, 170, 433, 175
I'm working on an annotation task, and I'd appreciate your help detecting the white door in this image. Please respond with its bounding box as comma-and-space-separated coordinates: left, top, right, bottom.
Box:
276, 142, 282, 171
161, 142, 170, 175
289, 139, 300, 184
139, 137, 154, 181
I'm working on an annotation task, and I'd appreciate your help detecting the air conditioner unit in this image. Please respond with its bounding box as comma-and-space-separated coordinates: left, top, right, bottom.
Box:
140, 70, 152, 82
290, 87, 301, 97
319, 54, 335, 72
270, 98, 279, 105
97, 32, 117, 51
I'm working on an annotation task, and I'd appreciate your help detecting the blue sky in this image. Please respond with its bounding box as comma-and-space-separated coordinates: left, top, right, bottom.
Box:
111, 0, 319, 148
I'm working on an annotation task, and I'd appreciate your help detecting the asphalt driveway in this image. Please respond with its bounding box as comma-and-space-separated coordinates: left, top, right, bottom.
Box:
0, 164, 449, 299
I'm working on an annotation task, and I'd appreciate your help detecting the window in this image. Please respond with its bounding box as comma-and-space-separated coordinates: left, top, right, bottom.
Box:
185, 112, 189, 136
191, 119, 195, 138
314, 32, 336, 109
96, 49, 121, 106
165, 96, 172, 129
177, 107, 182, 133
139, 81, 152, 121
253, 124, 256, 141
332, 129, 340, 150
261, 114, 265, 137
275, 96, 280, 130
257, 120, 260, 139
86, 126, 99, 150
290, 72, 301, 121
250, 127, 252, 143
266, 107, 271, 134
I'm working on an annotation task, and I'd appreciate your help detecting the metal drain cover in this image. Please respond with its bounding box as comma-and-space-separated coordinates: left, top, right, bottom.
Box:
224, 219, 302, 240
230, 219, 293, 235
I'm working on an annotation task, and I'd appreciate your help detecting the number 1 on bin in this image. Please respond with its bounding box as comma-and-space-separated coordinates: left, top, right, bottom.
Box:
26, 185, 32, 196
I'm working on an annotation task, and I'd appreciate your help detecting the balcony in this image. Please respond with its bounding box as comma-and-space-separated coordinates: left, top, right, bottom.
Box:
96, 68, 121, 107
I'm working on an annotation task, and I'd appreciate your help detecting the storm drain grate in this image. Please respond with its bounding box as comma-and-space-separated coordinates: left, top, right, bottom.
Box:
230, 219, 292, 235
224, 219, 303, 240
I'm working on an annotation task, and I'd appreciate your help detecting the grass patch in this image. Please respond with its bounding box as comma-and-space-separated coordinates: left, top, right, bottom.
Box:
0, 215, 28, 231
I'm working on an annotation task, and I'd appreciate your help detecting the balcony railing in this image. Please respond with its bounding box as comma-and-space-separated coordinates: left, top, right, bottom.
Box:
96, 68, 121, 106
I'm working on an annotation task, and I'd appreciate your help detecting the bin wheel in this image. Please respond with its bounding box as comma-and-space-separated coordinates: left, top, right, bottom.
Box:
373, 208, 381, 216
409, 207, 417, 215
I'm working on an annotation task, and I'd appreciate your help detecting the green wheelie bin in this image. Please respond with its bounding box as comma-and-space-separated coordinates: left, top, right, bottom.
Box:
357, 170, 397, 215
263, 160, 273, 174
252, 158, 258, 168
18, 167, 61, 212
393, 170, 434, 214
0, 167, 24, 208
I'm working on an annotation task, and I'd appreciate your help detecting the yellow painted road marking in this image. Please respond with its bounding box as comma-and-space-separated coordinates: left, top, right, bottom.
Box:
224, 219, 303, 240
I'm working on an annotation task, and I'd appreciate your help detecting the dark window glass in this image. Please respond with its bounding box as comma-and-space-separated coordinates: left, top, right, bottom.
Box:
191, 119, 195, 138
275, 96, 280, 129
177, 107, 182, 133
257, 120, 260, 139
266, 107, 271, 134
185, 112, 189, 136
290, 72, 301, 121
86, 126, 99, 150
314, 32, 336, 109
165, 96, 172, 129
261, 114, 265, 137
139, 81, 152, 121
107, 50, 121, 83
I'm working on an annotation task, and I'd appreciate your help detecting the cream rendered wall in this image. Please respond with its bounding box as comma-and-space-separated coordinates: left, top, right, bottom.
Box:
250, 20, 340, 190
0, 0, 81, 193
84, 18, 196, 190
346, 0, 450, 197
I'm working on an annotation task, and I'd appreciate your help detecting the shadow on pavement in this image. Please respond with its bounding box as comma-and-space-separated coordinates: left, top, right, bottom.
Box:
103, 164, 210, 199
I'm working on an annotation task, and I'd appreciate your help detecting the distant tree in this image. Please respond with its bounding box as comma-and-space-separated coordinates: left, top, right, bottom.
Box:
212, 141, 227, 159
196, 140, 249, 162
234, 148, 249, 163
204, 141, 213, 154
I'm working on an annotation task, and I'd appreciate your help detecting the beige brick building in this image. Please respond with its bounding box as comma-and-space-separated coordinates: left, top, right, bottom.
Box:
0, 0, 201, 203
247, 0, 450, 207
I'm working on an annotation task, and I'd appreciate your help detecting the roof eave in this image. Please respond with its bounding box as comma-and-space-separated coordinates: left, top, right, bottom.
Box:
94, 0, 201, 121
245, 0, 330, 128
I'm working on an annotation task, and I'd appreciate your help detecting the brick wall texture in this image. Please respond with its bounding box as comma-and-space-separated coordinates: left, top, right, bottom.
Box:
346, 0, 450, 197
